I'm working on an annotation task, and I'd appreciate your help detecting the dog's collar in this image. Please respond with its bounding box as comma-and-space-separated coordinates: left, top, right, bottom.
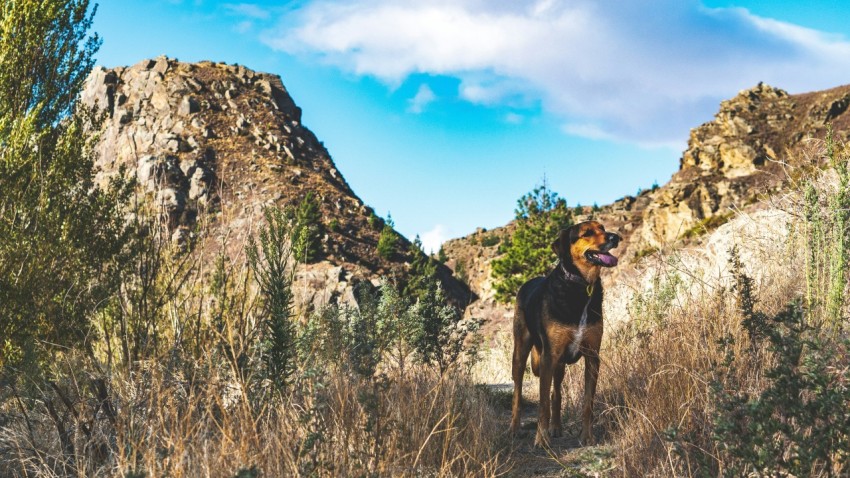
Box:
559, 262, 594, 296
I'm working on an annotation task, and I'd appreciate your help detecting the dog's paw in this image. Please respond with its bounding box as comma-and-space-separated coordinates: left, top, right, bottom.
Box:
534, 429, 550, 448
579, 429, 594, 446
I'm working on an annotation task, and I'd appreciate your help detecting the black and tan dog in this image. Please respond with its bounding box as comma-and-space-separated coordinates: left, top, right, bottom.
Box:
509, 221, 621, 447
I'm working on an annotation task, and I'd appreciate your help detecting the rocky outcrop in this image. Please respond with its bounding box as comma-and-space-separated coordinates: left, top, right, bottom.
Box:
637, 82, 850, 249
444, 81, 850, 333
82, 56, 468, 312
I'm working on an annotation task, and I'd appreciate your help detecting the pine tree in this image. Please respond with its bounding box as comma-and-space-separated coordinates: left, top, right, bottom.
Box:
377, 213, 398, 259
0, 0, 133, 369
491, 179, 572, 303
403, 235, 438, 300
247, 207, 297, 392
287, 191, 323, 263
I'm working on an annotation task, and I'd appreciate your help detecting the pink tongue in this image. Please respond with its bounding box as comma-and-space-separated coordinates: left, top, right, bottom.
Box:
598, 252, 619, 267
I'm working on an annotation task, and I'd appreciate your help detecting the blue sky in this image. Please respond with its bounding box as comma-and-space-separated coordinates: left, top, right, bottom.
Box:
93, 0, 850, 253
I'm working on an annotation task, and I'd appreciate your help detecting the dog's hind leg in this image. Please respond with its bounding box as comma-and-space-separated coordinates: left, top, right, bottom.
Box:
534, 349, 554, 448
530, 346, 540, 377
549, 363, 565, 438
510, 324, 533, 435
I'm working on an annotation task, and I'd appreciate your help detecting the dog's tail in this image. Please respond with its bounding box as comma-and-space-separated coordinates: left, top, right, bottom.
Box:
530, 347, 540, 377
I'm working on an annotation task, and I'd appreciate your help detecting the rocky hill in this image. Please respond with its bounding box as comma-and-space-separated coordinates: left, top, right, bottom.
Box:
443, 81, 850, 330
82, 56, 470, 311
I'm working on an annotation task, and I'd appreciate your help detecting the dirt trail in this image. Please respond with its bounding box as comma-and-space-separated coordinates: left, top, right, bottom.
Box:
486, 383, 616, 477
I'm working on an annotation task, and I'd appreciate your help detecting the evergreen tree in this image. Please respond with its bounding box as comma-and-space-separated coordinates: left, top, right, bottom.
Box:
376, 213, 398, 259
403, 235, 438, 300
0, 0, 133, 369
491, 179, 572, 303
247, 207, 297, 392
287, 191, 323, 263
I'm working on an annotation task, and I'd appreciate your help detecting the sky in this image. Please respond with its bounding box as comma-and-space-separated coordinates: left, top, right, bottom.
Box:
93, 0, 850, 253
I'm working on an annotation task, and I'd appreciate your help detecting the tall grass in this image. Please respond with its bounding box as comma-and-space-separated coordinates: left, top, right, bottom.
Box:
593, 139, 850, 476
0, 200, 506, 477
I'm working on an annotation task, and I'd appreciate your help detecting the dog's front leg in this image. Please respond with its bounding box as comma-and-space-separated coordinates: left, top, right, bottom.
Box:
580, 353, 600, 445
535, 350, 553, 448
549, 363, 565, 437
510, 334, 532, 435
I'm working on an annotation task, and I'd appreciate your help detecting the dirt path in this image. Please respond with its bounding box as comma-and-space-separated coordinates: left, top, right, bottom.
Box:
486, 383, 616, 477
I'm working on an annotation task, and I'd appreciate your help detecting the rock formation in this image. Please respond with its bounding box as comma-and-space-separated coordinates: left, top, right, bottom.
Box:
444, 81, 850, 331
82, 56, 469, 311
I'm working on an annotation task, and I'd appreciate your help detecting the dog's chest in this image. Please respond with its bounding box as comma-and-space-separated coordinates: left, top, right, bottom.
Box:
543, 295, 600, 363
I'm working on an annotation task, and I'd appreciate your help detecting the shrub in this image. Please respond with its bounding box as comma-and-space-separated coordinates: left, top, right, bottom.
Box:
679, 212, 733, 240
480, 234, 500, 247
711, 302, 850, 476
409, 280, 482, 374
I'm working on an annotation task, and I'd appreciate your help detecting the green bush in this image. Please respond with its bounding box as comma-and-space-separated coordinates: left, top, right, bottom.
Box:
711, 302, 850, 477
480, 234, 500, 247
403, 235, 438, 300
409, 279, 482, 374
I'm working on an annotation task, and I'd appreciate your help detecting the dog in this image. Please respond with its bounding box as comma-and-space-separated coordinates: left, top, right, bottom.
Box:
509, 221, 621, 447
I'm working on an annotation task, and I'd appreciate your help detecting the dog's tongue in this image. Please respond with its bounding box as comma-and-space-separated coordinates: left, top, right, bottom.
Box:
598, 252, 619, 267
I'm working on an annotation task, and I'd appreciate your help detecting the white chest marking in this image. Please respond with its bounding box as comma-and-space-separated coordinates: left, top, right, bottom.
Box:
568, 299, 591, 356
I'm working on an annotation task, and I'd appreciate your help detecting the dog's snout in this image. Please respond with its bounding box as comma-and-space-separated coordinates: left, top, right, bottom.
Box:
606, 232, 621, 246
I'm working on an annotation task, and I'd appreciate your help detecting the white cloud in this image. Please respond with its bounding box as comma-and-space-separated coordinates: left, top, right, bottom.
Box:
225, 3, 270, 19
504, 112, 524, 124
407, 84, 436, 113
562, 122, 615, 141
420, 224, 449, 255
262, 0, 850, 144
234, 20, 254, 34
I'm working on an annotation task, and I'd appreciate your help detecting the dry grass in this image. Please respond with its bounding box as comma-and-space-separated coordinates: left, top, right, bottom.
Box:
3, 143, 847, 477
1, 351, 508, 477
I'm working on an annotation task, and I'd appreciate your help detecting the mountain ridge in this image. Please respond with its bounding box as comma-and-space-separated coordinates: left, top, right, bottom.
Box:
82, 56, 472, 311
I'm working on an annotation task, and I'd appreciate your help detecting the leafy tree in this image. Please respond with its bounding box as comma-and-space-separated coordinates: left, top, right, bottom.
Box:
491, 179, 572, 303
377, 213, 398, 259
0, 0, 133, 370
287, 191, 323, 263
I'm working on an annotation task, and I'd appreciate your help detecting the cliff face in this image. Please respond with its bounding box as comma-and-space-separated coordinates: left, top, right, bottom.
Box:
444, 81, 850, 330
82, 56, 469, 311
639, 82, 850, 249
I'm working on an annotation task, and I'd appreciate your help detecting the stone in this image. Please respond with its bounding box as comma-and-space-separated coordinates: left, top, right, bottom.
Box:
151, 90, 170, 111
189, 166, 211, 198
115, 108, 132, 124
178, 96, 199, 116
157, 187, 185, 213
153, 56, 170, 75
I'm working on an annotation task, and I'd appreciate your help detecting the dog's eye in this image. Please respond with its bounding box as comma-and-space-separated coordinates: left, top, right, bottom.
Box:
583, 230, 594, 237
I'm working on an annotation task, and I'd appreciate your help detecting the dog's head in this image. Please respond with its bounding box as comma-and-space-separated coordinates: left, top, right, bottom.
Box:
552, 221, 621, 278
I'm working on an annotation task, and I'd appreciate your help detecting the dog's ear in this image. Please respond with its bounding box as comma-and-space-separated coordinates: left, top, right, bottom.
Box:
569, 224, 581, 244
551, 228, 571, 257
